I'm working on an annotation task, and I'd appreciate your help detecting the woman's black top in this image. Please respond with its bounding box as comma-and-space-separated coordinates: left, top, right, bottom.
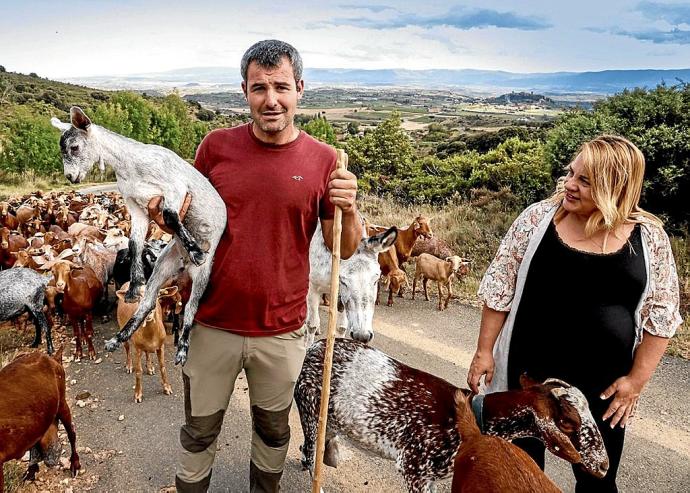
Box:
507, 221, 646, 397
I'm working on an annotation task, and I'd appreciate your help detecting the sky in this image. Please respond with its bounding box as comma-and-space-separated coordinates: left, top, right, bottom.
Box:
1, 0, 689, 78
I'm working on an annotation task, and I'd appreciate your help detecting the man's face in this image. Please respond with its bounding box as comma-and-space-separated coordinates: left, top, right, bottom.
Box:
242, 57, 304, 140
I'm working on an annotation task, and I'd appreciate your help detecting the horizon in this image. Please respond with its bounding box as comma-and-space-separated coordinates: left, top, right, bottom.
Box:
2, 1, 690, 79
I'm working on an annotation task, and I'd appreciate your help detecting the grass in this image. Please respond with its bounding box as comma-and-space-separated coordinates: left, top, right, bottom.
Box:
0, 170, 114, 200
359, 193, 690, 359
2, 461, 24, 493
668, 235, 690, 358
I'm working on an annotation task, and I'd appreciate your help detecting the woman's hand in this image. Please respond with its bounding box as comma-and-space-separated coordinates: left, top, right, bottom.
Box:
467, 350, 495, 394
600, 375, 645, 428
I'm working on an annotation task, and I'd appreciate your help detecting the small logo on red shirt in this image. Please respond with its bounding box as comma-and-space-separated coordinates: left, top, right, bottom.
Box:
292, 175, 304, 181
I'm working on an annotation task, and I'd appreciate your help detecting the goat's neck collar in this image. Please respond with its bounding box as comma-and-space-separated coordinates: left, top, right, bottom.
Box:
482, 390, 538, 441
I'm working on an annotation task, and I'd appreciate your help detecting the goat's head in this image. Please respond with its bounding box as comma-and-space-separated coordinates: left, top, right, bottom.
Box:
51, 107, 103, 184
413, 215, 433, 239
520, 375, 609, 479
37, 421, 62, 467
48, 259, 83, 293
386, 269, 408, 295
0, 227, 9, 249
338, 227, 397, 343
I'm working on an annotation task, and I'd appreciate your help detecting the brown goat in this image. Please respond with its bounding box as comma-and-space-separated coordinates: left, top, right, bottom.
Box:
47, 259, 103, 360
451, 390, 561, 493
1, 227, 28, 269
0, 348, 80, 489
116, 282, 178, 402
412, 254, 470, 310
376, 244, 408, 306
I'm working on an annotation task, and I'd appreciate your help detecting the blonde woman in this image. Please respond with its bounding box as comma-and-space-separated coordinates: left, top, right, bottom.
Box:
467, 135, 682, 492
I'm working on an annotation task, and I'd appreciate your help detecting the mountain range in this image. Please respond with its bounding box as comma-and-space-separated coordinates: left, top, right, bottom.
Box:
65, 67, 690, 95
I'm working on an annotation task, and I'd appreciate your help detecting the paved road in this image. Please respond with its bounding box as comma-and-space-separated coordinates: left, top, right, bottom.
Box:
54, 295, 689, 493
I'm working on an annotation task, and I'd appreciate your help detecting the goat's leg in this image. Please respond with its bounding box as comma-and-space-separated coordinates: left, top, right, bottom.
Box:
124, 200, 149, 303
84, 314, 96, 360
172, 310, 180, 346
71, 315, 83, 361
296, 392, 318, 473
29, 305, 54, 355
174, 257, 213, 365
412, 275, 418, 300
105, 241, 183, 351
157, 346, 173, 395
443, 282, 451, 309
124, 341, 132, 373
423, 278, 430, 301
145, 351, 155, 375
57, 395, 81, 477
26, 309, 41, 348
134, 346, 143, 402
388, 284, 394, 306
159, 197, 206, 266
437, 282, 444, 311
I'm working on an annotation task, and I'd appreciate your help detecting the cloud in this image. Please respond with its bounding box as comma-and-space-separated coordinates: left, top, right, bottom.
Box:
635, 1, 690, 25
328, 6, 552, 31
337, 4, 398, 14
614, 27, 690, 44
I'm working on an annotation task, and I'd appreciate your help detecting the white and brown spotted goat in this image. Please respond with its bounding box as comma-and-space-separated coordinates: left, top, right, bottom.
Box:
295, 339, 609, 493
51, 107, 226, 365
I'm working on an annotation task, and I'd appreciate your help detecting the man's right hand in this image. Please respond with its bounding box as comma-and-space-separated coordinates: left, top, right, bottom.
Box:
467, 350, 495, 393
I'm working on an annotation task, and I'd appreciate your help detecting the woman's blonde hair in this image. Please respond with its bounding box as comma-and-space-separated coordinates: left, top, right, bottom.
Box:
551, 134, 662, 237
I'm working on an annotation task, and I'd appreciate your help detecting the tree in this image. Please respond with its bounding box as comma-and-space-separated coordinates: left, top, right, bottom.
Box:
0, 105, 62, 176
301, 116, 337, 146
345, 112, 415, 194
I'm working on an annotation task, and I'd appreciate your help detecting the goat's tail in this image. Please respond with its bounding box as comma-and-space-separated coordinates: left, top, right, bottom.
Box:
52, 344, 65, 364
454, 390, 481, 441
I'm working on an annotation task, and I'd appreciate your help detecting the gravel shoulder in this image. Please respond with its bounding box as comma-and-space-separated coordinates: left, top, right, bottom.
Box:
12, 294, 689, 493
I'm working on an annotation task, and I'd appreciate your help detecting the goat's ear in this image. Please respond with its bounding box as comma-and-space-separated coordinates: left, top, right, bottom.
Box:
51, 117, 72, 133
70, 106, 92, 131
519, 373, 541, 389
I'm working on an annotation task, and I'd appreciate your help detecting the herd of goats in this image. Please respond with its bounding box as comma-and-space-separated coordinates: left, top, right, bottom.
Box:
0, 188, 611, 492
0, 109, 610, 491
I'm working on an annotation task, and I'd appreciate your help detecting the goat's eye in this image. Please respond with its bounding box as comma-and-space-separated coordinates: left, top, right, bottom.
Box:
70, 145, 80, 154
558, 418, 576, 433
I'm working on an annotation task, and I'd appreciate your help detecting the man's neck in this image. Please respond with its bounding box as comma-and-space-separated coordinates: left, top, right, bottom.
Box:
251, 123, 300, 146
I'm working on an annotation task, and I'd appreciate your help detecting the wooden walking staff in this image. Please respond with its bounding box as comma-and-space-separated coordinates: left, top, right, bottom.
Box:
311, 148, 348, 493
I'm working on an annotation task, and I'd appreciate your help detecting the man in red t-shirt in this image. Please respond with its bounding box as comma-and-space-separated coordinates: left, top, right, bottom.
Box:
175, 40, 362, 493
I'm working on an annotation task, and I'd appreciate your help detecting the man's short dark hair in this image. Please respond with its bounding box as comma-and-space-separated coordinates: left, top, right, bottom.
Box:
241, 40, 303, 84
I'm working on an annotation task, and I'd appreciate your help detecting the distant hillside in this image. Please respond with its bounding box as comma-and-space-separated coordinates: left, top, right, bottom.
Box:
0, 70, 111, 114
66, 67, 690, 95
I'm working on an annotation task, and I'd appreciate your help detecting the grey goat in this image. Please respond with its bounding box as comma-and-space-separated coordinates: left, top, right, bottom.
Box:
0, 268, 53, 354
51, 107, 226, 365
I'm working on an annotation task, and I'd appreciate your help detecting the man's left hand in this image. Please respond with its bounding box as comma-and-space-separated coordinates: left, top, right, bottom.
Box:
600, 375, 644, 428
328, 168, 358, 214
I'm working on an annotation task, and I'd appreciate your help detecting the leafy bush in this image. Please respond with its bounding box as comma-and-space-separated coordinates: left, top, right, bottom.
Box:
0, 104, 62, 176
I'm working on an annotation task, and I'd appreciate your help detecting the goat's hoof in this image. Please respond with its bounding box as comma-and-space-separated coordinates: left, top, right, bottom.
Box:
163, 384, 173, 395
189, 249, 207, 266
174, 347, 188, 366
135, 394, 143, 403
104, 338, 121, 352
125, 366, 132, 374
147, 368, 155, 375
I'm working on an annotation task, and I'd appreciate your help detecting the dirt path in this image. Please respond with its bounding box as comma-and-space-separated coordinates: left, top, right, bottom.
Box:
9, 294, 689, 493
